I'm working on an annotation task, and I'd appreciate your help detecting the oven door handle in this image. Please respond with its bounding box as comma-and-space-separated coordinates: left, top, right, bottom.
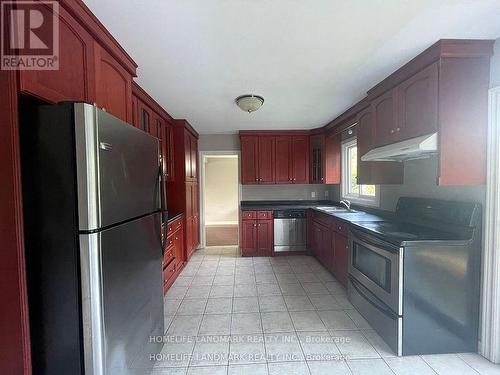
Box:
349, 276, 399, 319
350, 227, 400, 256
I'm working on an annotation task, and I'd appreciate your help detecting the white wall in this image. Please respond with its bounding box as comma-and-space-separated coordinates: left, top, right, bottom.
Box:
491, 38, 500, 88
204, 157, 239, 224
199, 134, 239, 152
242, 184, 338, 201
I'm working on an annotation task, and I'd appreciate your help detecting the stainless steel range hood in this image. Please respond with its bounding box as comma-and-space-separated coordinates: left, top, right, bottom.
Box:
361, 133, 438, 162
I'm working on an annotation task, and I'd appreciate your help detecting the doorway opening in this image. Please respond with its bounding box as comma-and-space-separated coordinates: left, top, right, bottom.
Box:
200, 153, 240, 247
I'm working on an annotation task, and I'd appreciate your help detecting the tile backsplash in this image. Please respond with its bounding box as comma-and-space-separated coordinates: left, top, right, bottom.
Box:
241, 184, 339, 201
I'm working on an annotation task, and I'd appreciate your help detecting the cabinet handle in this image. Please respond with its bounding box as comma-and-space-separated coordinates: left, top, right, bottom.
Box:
396, 128, 400, 132
254, 224, 257, 227
390, 129, 395, 134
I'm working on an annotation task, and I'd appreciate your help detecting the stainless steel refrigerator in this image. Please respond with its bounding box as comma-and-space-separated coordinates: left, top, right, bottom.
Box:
20, 103, 165, 374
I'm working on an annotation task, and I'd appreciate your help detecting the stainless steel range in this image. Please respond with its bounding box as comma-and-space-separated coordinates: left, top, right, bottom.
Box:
347, 197, 482, 356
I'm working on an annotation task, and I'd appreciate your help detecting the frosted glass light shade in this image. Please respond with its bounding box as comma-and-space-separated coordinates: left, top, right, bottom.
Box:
235, 94, 264, 113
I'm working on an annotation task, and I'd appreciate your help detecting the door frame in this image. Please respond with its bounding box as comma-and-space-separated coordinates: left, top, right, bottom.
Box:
480, 85, 500, 363
199, 151, 241, 248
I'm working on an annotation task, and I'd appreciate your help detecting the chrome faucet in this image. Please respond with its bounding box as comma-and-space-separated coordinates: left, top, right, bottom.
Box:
340, 200, 351, 210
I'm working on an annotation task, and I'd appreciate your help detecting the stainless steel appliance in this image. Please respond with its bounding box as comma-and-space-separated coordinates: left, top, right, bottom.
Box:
20, 103, 165, 374
348, 197, 481, 356
273, 209, 307, 252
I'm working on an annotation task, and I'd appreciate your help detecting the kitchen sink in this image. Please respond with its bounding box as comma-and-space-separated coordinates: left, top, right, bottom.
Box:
315, 206, 359, 213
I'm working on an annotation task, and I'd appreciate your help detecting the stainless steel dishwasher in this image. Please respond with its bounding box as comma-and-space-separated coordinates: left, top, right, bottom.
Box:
273, 209, 307, 252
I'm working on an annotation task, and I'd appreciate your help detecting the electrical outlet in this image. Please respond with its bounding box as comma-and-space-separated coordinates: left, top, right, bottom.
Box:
311, 191, 316, 198
324, 190, 329, 198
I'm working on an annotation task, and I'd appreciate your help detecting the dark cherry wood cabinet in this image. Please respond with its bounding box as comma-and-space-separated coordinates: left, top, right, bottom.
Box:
94, 43, 133, 122
168, 120, 199, 261
397, 62, 439, 140
18, 5, 95, 103
257, 137, 275, 184
310, 134, 324, 183
324, 132, 341, 184
257, 219, 274, 256
372, 89, 397, 147
241, 211, 274, 256
163, 215, 185, 293
333, 233, 348, 287
356, 106, 404, 185
291, 135, 309, 183
309, 132, 340, 184
240, 132, 308, 185
240, 134, 275, 184
240, 136, 259, 184
275, 136, 292, 183
307, 210, 349, 287
274, 135, 309, 184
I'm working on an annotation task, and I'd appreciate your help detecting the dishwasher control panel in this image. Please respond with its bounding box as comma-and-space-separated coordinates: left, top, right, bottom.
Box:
273, 209, 307, 219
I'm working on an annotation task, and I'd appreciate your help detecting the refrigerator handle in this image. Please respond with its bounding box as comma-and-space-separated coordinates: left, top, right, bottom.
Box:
159, 156, 167, 253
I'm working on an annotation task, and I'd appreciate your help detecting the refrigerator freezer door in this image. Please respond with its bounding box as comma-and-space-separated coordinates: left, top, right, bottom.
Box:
80, 213, 164, 375
75, 103, 161, 231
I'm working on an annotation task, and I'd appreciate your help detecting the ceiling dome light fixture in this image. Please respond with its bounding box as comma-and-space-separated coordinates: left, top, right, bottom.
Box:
235, 94, 264, 113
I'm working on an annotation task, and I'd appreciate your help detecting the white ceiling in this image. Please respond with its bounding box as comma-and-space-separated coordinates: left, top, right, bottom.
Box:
83, 0, 500, 134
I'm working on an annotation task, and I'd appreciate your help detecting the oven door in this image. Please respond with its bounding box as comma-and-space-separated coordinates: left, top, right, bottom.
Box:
348, 228, 403, 315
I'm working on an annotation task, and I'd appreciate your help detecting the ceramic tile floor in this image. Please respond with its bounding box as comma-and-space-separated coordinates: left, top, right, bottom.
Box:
143, 246, 500, 375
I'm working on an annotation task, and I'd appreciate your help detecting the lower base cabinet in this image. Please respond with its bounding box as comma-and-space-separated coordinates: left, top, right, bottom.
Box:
163, 215, 185, 294
241, 211, 274, 256
308, 210, 348, 287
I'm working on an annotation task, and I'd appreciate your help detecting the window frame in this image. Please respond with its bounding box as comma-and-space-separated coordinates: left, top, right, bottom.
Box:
341, 137, 380, 207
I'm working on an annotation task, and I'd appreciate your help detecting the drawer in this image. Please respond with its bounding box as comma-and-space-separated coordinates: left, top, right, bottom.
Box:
165, 233, 175, 250
163, 246, 175, 266
257, 211, 272, 220
313, 210, 332, 227
241, 210, 257, 220
163, 260, 177, 283
332, 220, 348, 236
167, 217, 183, 235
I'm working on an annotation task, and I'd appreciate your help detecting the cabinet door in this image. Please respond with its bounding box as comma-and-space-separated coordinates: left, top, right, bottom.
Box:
356, 108, 374, 185
356, 107, 404, 185
275, 136, 292, 184
291, 136, 309, 184
397, 62, 438, 140
164, 122, 175, 182
324, 133, 341, 184
174, 227, 184, 265
190, 135, 198, 180
19, 6, 95, 103
333, 234, 349, 287
184, 132, 193, 181
372, 89, 397, 147
258, 137, 275, 184
94, 43, 132, 123
312, 222, 322, 259
257, 219, 274, 256
240, 136, 258, 184
322, 228, 334, 274
241, 220, 258, 256
310, 135, 324, 183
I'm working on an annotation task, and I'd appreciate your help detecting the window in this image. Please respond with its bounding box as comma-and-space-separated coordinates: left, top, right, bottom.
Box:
341, 138, 379, 206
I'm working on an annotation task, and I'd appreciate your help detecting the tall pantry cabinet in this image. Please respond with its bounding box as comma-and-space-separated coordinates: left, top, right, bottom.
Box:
167, 120, 200, 261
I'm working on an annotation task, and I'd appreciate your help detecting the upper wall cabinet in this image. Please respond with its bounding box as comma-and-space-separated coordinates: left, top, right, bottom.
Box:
356, 107, 404, 185
396, 62, 438, 140
363, 39, 494, 185
310, 132, 341, 184
18, 0, 138, 122
240, 132, 309, 185
240, 135, 275, 184
275, 135, 309, 184
18, 5, 95, 103
94, 44, 133, 122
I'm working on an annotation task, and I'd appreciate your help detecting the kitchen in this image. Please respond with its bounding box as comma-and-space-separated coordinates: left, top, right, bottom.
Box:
1, 1, 500, 375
